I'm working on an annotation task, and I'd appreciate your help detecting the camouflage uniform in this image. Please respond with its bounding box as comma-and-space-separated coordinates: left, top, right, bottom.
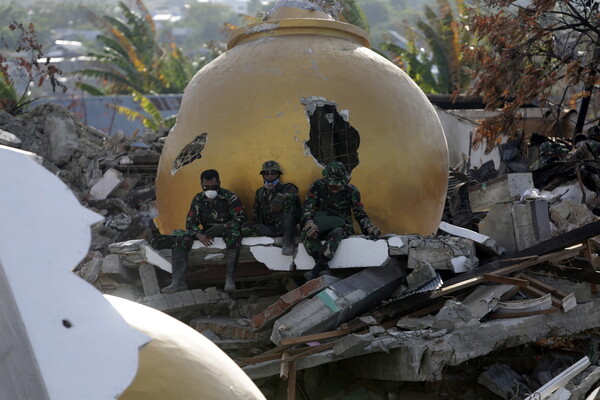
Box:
242, 181, 300, 237
172, 188, 246, 250
301, 162, 374, 262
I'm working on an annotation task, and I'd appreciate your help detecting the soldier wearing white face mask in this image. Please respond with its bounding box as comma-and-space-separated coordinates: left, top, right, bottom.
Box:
163, 169, 246, 293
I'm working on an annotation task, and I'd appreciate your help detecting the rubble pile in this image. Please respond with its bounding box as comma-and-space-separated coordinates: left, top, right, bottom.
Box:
0, 103, 165, 253
7, 103, 600, 398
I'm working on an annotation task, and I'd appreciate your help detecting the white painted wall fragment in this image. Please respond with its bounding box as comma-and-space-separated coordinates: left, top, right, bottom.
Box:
250, 246, 294, 271
0, 146, 149, 399
141, 244, 172, 273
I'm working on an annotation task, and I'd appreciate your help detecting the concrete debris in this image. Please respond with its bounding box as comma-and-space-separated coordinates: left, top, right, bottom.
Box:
12, 103, 600, 398
469, 172, 535, 212
477, 363, 530, 400
270, 259, 404, 345
0, 128, 22, 147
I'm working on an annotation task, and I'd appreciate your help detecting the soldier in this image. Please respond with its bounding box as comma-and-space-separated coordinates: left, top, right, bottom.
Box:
301, 161, 381, 280
162, 169, 246, 293
242, 160, 300, 255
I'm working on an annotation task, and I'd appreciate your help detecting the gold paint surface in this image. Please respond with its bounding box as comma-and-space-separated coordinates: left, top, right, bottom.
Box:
155, 13, 448, 235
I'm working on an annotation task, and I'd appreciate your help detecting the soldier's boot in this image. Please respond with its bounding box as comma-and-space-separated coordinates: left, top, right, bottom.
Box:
224, 248, 240, 293
281, 213, 295, 256
162, 249, 188, 293
303, 257, 329, 281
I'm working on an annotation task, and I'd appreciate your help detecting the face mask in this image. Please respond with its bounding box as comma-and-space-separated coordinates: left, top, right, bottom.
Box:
204, 190, 218, 199
264, 178, 280, 189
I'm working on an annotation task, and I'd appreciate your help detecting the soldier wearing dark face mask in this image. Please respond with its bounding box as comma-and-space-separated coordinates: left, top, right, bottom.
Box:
242, 160, 301, 255
163, 169, 246, 293
301, 161, 381, 280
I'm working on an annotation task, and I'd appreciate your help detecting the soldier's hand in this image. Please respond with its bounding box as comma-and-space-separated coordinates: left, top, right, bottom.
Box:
270, 194, 285, 213
367, 225, 381, 236
196, 233, 214, 247
304, 220, 319, 239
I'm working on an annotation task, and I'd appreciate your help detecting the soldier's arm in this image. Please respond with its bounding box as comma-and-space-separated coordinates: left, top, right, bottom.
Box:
185, 194, 204, 234
301, 182, 319, 225
227, 192, 246, 228
252, 190, 260, 222
350, 187, 373, 234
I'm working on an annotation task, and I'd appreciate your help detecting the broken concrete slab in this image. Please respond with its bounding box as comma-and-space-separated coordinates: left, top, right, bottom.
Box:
405, 262, 437, 291
294, 237, 389, 270
101, 254, 138, 284
407, 236, 478, 272
138, 263, 161, 297
270, 259, 404, 345
469, 173, 534, 212
90, 168, 124, 201
438, 221, 504, 256
141, 243, 171, 273
0, 128, 21, 148
244, 295, 600, 381
251, 275, 339, 331
250, 246, 293, 271
139, 288, 235, 315
513, 200, 552, 250
387, 235, 410, 256
431, 300, 478, 332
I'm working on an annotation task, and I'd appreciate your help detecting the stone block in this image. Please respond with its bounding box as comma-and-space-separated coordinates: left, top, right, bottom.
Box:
0, 129, 22, 148
406, 262, 437, 291
101, 254, 137, 284
512, 200, 551, 251
477, 363, 529, 400
469, 172, 534, 212
46, 116, 79, 164
89, 168, 124, 201
138, 263, 160, 297
407, 236, 478, 272
479, 203, 517, 253
550, 199, 598, 233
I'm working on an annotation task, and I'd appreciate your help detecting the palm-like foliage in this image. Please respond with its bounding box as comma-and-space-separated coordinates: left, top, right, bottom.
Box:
76, 0, 196, 95
381, 0, 472, 94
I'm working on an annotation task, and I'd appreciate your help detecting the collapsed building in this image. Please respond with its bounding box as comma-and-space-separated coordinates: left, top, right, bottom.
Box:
4, 3, 600, 400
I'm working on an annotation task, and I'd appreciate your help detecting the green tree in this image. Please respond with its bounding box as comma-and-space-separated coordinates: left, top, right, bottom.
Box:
76, 0, 197, 95
380, 0, 472, 94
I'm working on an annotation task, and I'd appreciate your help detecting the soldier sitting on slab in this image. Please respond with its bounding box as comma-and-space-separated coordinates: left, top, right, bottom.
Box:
301, 161, 380, 280
242, 160, 301, 255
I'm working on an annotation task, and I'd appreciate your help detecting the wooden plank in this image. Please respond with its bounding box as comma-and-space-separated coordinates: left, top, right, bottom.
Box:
509, 220, 600, 259
374, 248, 579, 321
279, 327, 358, 346
516, 274, 568, 298
483, 274, 529, 287
539, 264, 600, 284
487, 308, 559, 319
524, 356, 591, 400
0, 261, 50, 400
287, 361, 297, 400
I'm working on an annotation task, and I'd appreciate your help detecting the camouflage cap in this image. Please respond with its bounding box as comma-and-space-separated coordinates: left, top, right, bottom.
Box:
322, 161, 350, 185
260, 160, 283, 174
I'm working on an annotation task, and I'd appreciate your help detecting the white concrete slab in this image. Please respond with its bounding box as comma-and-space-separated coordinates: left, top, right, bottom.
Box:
293, 237, 388, 270
250, 246, 294, 271
191, 236, 275, 250
141, 244, 172, 273
89, 168, 124, 200
0, 146, 149, 400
